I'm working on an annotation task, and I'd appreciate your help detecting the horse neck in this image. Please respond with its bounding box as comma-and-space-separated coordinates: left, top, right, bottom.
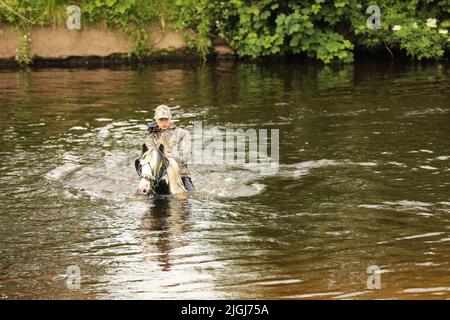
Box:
166, 158, 188, 194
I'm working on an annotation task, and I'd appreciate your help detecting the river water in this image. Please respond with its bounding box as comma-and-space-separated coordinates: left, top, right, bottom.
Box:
0, 61, 449, 299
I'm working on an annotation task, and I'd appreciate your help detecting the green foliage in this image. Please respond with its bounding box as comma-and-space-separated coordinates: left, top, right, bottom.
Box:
172, 0, 214, 59
351, 1, 450, 60
171, 0, 356, 62
392, 21, 445, 59
15, 32, 32, 65
172, 0, 449, 63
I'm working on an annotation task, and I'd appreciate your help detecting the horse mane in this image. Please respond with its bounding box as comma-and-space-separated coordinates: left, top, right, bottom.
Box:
165, 158, 188, 194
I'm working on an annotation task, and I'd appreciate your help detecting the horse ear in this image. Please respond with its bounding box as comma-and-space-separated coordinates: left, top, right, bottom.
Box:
142, 143, 148, 154
135, 159, 142, 175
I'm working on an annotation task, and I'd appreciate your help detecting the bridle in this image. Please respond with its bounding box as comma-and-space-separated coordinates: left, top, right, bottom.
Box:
137, 146, 169, 195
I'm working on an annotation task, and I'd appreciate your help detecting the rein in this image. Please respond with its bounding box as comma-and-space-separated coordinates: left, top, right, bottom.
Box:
139, 145, 169, 195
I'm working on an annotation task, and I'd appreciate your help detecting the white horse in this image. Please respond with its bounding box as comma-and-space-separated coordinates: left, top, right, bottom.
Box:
135, 144, 187, 196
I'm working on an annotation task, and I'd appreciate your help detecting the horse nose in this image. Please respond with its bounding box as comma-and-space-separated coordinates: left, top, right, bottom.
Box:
138, 179, 151, 195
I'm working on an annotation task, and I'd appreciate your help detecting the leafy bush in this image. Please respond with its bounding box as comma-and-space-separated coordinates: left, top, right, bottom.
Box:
173, 0, 449, 63
350, 0, 450, 60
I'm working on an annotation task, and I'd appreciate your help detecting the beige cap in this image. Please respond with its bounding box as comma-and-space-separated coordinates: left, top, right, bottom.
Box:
154, 104, 172, 120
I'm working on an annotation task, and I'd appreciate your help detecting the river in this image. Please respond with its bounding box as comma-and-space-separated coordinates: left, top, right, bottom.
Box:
0, 60, 449, 299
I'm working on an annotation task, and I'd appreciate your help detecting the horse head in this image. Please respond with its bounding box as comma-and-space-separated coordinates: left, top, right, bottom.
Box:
136, 145, 169, 196
135, 143, 187, 196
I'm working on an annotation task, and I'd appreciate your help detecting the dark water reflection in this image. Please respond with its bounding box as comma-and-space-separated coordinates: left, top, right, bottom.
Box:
0, 60, 449, 299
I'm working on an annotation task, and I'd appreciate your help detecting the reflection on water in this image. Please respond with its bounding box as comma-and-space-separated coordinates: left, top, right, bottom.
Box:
0, 61, 449, 299
140, 199, 193, 272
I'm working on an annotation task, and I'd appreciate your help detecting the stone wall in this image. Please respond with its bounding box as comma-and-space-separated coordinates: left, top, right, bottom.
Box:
0, 24, 190, 61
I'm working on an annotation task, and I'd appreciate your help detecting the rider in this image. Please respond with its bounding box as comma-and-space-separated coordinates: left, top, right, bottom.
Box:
140, 104, 195, 192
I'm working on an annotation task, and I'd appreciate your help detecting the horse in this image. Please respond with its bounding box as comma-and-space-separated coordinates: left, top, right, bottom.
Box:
135, 143, 188, 197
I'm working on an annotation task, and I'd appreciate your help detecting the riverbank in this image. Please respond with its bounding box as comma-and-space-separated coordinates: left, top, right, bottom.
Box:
0, 24, 236, 68
1, 24, 447, 69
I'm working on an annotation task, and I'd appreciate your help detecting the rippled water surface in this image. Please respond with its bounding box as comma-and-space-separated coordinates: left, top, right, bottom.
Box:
0, 61, 449, 299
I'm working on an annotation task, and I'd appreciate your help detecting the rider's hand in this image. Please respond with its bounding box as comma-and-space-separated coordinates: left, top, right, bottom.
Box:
147, 122, 159, 133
